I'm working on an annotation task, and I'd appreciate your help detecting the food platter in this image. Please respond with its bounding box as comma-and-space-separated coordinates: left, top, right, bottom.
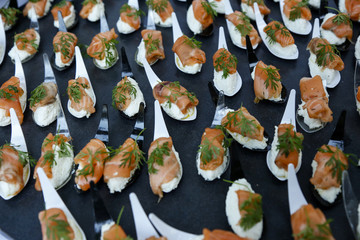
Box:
0, 0, 360, 239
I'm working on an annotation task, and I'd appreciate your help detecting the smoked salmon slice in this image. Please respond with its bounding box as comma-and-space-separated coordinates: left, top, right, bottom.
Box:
14, 28, 39, 55
226, 11, 261, 46
357, 86, 360, 102
87, 28, 118, 60
192, 0, 214, 29
120, 4, 141, 30
213, 48, 237, 75
102, 224, 127, 240
291, 204, 334, 240
275, 124, 303, 171
0, 76, 24, 124
345, 0, 360, 21
264, 21, 294, 47
236, 190, 262, 229
283, 0, 312, 21
29, 82, 58, 112
80, 0, 101, 19
148, 137, 180, 198
53, 31, 78, 64
112, 77, 134, 112
67, 77, 95, 114
253, 61, 282, 103
203, 228, 248, 240
199, 128, 225, 171
74, 138, 109, 191
153, 81, 199, 114
147, 0, 173, 22
172, 35, 206, 66
141, 29, 165, 64
310, 145, 348, 189
51, 0, 72, 20
0, 144, 26, 197
23, 0, 48, 18
0, 8, 20, 27
307, 38, 344, 71
322, 13, 353, 40
38, 208, 75, 240
241, 0, 271, 16
221, 107, 264, 141
33, 133, 72, 191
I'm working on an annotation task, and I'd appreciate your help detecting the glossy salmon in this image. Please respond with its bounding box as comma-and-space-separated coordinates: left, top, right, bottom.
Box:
120, 4, 141, 30
213, 48, 237, 75
30, 82, 58, 112
87, 28, 118, 60
236, 190, 262, 226
357, 86, 360, 102
264, 21, 294, 47
0, 76, 24, 124
149, 0, 173, 22
38, 208, 75, 240
146, 237, 168, 240
102, 224, 127, 240
192, 0, 213, 29
172, 35, 206, 66
226, 11, 261, 46
283, 0, 312, 21
14, 28, 38, 55
53, 31, 78, 64
74, 139, 109, 191
199, 128, 225, 171
113, 77, 134, 112
141, 29, 165, 64
23, 0, 48, 17
345, 0, 360, 21
241, 0, 270, 16
203, 228, 249, 240
80, 0, 101, 19
322, 14, 353, 40
51, 1, 72, 20
67, 77, 95, 114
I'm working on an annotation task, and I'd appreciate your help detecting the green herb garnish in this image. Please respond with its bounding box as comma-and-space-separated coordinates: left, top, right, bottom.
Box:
0, 144, 35, 168
201, 1, 217, 19
315, 42, 340, 68
183, 35, 202, 49
67, 81, 88, 104
214, 48, 238, 79
0, 8, 20, 26
0, 84, 19, 101
76, 148, 108, 180
289, 0, 310, 21
276, 126, 303, 157
42, 133, 73, 167
222, 107, 258, 137
147, 141, 170, 174
14, 32, 38, 51
326, 7, 352, 27
144, 33, 160, 55
55, 0, 68, 7
234, 13, 252, 36
112, 78, 137, 110
29, 84, 46, 108
146, 0, 169, 13
264, 21, 290, 45
239, 193, 263, 230
53, 32, 76, 61
258, 65, 281, 91
82, 0, 97, 6
158, 81, 197, 108
120, 4, 145, 20
44, 213, 73, 240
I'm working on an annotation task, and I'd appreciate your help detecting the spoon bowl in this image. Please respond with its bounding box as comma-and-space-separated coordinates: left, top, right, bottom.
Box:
287, 163, 307, 215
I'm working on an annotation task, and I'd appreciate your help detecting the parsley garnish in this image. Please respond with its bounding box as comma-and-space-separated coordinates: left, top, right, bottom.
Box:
158, 81, 197, 108
147, 141, 170, 174
326, 7, 352, 27
214, 48, 238, 79
112, 77, 137, 110
246, 0, 265, 6
276, 126, 303, 157
0, 8, 20, 26
183, 35, 202, 49
146, 0, 169, 13
105, 39, 119, 67
120, 4, 145, 20
201, 1, 217, 19
67, 80, 89, 104
44, 213, 73, 240
29, 0, 41, 2
0, 144, 35, 168
144, 34, 160, 55
0, 85, 19, 101
314, 41, 340, 68
264, 21, 290, 45
42, 133, 73, 167
234, 13, 252, 36
258, 65, 281, 91
76, 148, 108, 180
289, 0, 310, 21
82, 0, 97, 6
222, 107, 258, 137
14, 32, 38, 51
29, 84, 46, 108
53, 32, 76, 61
239, 193, 263, 230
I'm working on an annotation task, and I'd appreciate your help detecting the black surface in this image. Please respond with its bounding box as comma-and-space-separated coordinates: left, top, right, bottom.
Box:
0, 0, 360, 239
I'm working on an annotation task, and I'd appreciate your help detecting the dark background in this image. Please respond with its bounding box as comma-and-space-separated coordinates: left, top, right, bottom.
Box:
0, 0, 359, 239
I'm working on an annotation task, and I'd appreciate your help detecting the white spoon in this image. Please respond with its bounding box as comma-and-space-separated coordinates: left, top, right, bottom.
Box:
214, 26, 242, 97
254, 3, 299, 60
224, 0, 258, 50
128, 0, 139, 9
266, 89, 302, 181
310, 18, 341, 88
149, 213, 201, 240
143, 58, 197, 121
129, 192, 160, 240
37, 168, 86, 240
287, 163, 307, 215
14, 53, 27, 112
0, 108, 30, 200
279, 0, 312, 35
0, 17, 5, 65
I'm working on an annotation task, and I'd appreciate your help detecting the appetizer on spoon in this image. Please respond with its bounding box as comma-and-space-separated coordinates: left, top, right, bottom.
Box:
242, 0, 270, 21
0, 7, 20, 31
287, 163, 335, 239
266, 89, 304, 180
186, 0, 216, 36
8, 8, 40, 63
279, 0, 312, 35
117, 0, 143, 34
0, 17, 5, 65
52, 11, 78, 71
296, 75, 333, 133
0, 108, 31, 200
172, 12, 206, 74
37, 168, 86, 240
0, 54, 27, 127
87, 13, 119, 70
51, 0, 77, 29
80, 0, 105, 22
212, 26, 242, 96
339, 0, 360, 22
224, 0, 261, 50
135, 8, 165, 67
146, 0, 174, 27
308, 18, 342, 88
67, 46, 96, 118
29, 54, 60, 127
254, 3, 299, 60
104, 103, 145, 193
148, 101, 183, 199
143, 57, 198, 121
113, 47, 145, 118
74, 105, 110, 192
33, 93, 73, 191
23, 0, 51, 20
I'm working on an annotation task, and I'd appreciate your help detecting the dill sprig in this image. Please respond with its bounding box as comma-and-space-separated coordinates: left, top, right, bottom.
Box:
105, 38, 119, 67
29, 84, 46, 108
29, 0, 41, 3
44, 213, 73, 240
53, 32, 76, 61
144, 34, 160, 55
222, 107, 258, 137
326, 7, 352, 27
246, 0, 265, 6
146, 0, 169, 13
120, 4, 145, 20
0, 84, 19, 101
0, 8, 20, 26
315, 42, 340, 68
276, 126, 303, 157
214, 49, 238, 79
82, 0, 97, 6
258, 65, 281, 91
42, 133, 73, 167
264, 21, 290, 45
147, 141, 170, 174
159, 81, 197, 108
289, 0, 310, 21
239, 193, 263, 230
0, 144, 35, 168
67, 81, 89, 104
234, 13, 252, 36
76, 148, 108, 180
55, 0, 68, 7
201, 1, 217, 19
14, 32, 38, 51
112, 78, 137, 110
183, 35, 202, 49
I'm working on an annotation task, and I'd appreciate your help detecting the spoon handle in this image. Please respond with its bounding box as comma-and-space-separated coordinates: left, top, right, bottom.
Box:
171, 12, 183, 43
29, 6, 39, 32
0, 17, 5, 65
43, 53, 56, 84
14, 53, 26, 96
128, 0, 139, 9
100, 12, 109, 33
211, 90, 226, 128
57, 11, 68, 32
94, 105, 109, 146
143, 56, 161, 89
146, 8, 156, 30
312, 18, 320, 39
154, 100, 170, 140
56, 95, 71, 139
130, 103, 145, 148
121, 47, 134, 79
224, 0, 233, 15
287, 163, 307, 215
280, 89, 296, 130
10, 108, 27, 153
328, 110, 346, 150
218, 26, 228, 50
246, 35, 259, 73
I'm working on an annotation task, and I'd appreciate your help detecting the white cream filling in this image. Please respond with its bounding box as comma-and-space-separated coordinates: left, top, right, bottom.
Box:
122, 77, 145, 118
297, 101, 323, 129
213, 69, 238, 96
283, 14, 308, 34
48, 143, 73, 189
94, 45, 118, 69
308, 0, 320, 8
320, 13, 346, 45
175, 53, 202, 74
0, 163, 29, 199
225, 178, 263, 240
153, 10, 172, 27
116, 16, 136, 34
265, 37, 298, 58
355, 35, 360, 60
250, 66, 282, 102
100, 221, 116, 240
8, 31, 40, 62
136, 40, 146, 65
68, 85, 95, 118
107, 167, 136, 194
241, 3, 260, 21
160, 101, 195, 120
55, 51, 75, 68
186, 5, 203, 35
161, 146, 182, 193
33, 97, 60, 127
311, 160, 341, 203
308, 53, 337, 87
27, 0, 51, 19
87, 0, 105, 22
209, 0, 225, 14
54, 5, 76, 29
227, 21, 245, 48
269, 126, 302, 179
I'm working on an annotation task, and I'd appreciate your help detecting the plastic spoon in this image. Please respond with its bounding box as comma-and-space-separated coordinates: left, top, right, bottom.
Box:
266, 89, 301, 181
213, 26, 242, 96
0, 17, 5, 65
186, 0, 214, 37
279, 0, 312, 35
14, 53, 27, 112
287, 163, 307, 215
143, 57, 197, 121
254, 3, 299, 60
128, 0, 139, 9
